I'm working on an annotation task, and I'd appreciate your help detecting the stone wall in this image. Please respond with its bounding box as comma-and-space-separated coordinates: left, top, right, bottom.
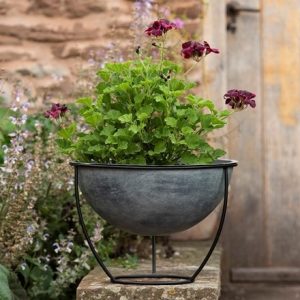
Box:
0, 0, 204, 106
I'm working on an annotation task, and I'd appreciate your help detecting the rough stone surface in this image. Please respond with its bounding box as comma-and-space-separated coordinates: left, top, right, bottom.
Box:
77, 241, 221, 300
0, 0, 204, 105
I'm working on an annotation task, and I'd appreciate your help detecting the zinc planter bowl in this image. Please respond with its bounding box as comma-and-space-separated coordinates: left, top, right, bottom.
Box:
71, 159, 237, 285
71, 159, 237, 235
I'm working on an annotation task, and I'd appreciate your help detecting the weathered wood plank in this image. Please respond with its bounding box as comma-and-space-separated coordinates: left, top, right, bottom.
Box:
263, 0, 300, 267
237, 0, 260, 9
224, 0, 265, 282
222, 285, 300, 300
231, 268, 300, 283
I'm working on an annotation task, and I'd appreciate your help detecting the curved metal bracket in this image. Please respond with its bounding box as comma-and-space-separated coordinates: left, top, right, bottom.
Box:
74, 166, 229, 285
191, 167, 229, 281
75, 166, 115, 281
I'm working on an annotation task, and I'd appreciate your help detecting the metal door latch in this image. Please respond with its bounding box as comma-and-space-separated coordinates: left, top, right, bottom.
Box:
226, 1, 260, 33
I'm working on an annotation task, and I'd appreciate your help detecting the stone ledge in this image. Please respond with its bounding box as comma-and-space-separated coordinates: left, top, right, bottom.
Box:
77, 241, 221, 300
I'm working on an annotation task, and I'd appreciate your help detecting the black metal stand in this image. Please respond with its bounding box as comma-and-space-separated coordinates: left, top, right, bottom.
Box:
74, 166, 229, 285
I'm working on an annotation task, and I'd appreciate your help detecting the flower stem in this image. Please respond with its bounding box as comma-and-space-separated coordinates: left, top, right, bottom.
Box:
183, 61, 199, 77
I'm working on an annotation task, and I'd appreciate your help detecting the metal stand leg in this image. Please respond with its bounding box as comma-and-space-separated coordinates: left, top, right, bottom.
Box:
152, 236, 156, 274
74, 166, 230, 285
74, 166, 116, 283
190, 167, 229, 281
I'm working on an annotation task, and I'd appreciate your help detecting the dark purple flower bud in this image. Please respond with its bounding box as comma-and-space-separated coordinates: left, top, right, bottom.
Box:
181, 41, 219, 61
224, 89, 256, 110
145, 19, 176, 37
44, 103, 68, 119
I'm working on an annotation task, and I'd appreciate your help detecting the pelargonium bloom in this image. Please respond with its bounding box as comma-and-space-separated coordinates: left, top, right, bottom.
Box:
181, 41, 219, 61
44, 103, 68, 119
224, 89, 256, 110
145, 19, 176, 37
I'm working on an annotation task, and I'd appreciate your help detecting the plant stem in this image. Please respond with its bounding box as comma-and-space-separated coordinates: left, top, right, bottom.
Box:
183, 61, 199, 77
159, 37, 166, 71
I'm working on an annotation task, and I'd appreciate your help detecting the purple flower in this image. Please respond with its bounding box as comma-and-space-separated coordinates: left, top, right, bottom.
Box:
224, 89, 256, 110
44, 103, 68, 119
181, 41, 219, 61
172, 18, 184, 29
145, 19, 176, 37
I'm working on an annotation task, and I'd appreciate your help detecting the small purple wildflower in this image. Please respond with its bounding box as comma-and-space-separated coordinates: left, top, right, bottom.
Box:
172, 18, 184, 29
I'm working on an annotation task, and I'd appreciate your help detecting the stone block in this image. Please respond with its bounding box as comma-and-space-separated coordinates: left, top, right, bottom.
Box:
0, 1, 9, 15
27, 0, 107, 18
0, 24, 95, 43
77, 241, 221, 300
173, 2, 203, 19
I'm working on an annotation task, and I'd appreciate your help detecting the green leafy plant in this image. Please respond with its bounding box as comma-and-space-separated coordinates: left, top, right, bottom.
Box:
49, 19, 255, 165
58, 59, 229, 164
0, 264, 27, 300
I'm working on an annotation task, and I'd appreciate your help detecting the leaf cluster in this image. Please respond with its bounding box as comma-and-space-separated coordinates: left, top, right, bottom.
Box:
58, 58, 231, 164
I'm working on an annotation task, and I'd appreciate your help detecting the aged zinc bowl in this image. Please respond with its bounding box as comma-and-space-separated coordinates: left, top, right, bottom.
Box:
71, 159, 237, 236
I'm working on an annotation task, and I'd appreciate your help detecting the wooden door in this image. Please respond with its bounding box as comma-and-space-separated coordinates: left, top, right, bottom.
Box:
222, 0, 300, 299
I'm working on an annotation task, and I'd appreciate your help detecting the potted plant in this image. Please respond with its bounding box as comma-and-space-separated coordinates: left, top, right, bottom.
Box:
46, 19, 256, 284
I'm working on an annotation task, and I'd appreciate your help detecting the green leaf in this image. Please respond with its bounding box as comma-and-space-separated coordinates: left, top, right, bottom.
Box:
127, 155, 146, 164
165, 117, 177, 128
154, 95, 164, 103
97, 70, 110, 81
211, 116, 226, 128
185, 134, 202, 149
88, 145, 102, 152
154, 141, 166, 154
114, 128, 130, 138
16, 264, 30, 286
85, 112, 102, 127
57, 123, 76, 139
118, 82, 130, 92
0, 265, 11, 300
128, 124, 139, 134
201, 115, 212, 128
118, 140, 128, 150
134, 94, 144, 105
8, 272, 28, 300
176, 109, 187, 117
159, 85, 171, 96
219, 109, 231, 118
169, 79, 185, 91
137, 106, 153, 121
213, 149, 226, 158
118, 114, 132, 123
181, 153, 200, 164
198, 99, 216, 112
105, 110, 122, 120
105, 135, 117, 145
76, 97, 93, 107
127, 143, 141, 154
186, 109, 199, 124
181, 126, 194, 135
56, 138, 72, 151
96, 82, 106, 93
101, 125, 115, 136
